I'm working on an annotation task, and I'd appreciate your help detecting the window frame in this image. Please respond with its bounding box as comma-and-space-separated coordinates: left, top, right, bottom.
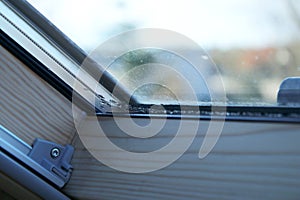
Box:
1, 0, 138, 106
1, 0, 300, 123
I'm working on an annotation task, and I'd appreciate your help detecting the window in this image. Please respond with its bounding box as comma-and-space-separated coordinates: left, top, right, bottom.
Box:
2, 0, 300, 120
26, 0, 300, 106
1, 0, 118, 111
2, 2, 300, 197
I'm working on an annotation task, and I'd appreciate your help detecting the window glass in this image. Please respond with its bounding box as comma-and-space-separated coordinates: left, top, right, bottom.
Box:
28, 0, 300, 106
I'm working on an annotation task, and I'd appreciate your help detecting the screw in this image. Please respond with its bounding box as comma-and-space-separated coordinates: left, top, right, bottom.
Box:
51, 147, 60, 158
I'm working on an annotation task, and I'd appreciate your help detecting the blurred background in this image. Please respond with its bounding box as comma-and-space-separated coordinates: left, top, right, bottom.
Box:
28, 0, 300, 105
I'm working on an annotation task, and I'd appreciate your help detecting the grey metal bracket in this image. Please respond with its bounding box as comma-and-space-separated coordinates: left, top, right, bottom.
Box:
0, 125, 74, 188
28, 138, 74, 185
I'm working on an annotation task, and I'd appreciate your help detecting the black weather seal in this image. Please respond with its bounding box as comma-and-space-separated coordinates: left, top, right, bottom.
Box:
99, 104, 300, 123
